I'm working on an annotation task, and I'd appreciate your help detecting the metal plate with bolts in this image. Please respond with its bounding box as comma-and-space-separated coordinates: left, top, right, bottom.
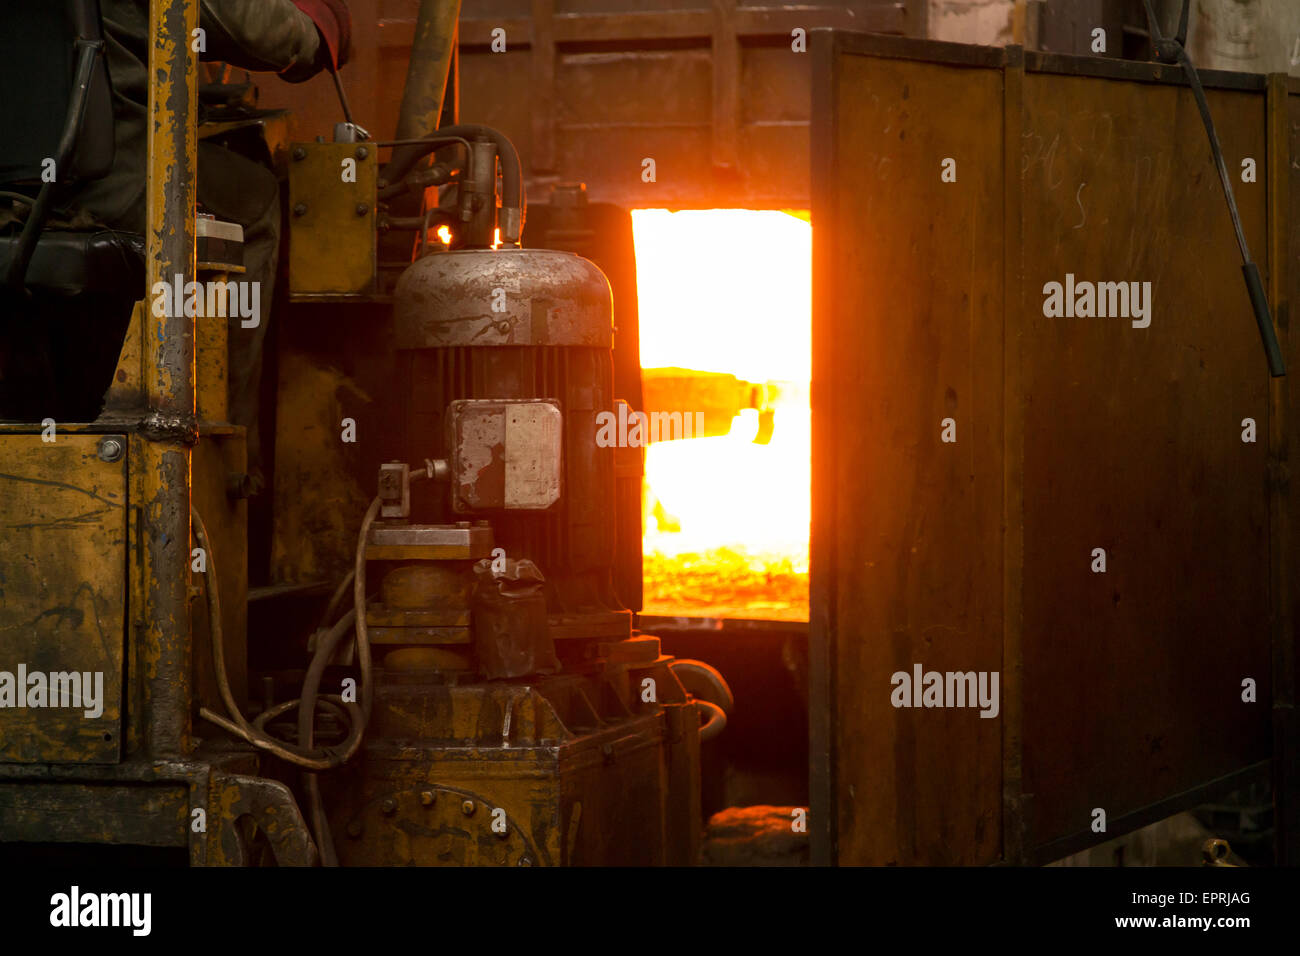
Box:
288, 142, 377, 296
447, 399, 563, 512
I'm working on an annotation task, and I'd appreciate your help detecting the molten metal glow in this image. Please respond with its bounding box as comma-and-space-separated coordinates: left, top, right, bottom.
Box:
436, 225, 452, 245
632, 209, 810, 620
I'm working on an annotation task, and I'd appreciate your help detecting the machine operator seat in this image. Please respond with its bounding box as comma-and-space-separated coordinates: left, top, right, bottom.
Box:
0, 0, 141, 423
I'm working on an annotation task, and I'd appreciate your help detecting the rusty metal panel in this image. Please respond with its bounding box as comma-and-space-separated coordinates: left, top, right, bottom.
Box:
288, 142, 378, 296
0, 434, 126, 764
327, 678, 674, 865
0, 783, 187, 846
813, 32, 1280, 865
448, 399, 563, 511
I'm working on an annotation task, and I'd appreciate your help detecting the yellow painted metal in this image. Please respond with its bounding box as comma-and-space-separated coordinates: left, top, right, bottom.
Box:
0, 782, 189, 846
103, 300, 146, 413
288, 142, 378, 296
0, 435, 127, 764
141, 0, 198, 758
270, 353, 373, 583
195, 279, 230, 424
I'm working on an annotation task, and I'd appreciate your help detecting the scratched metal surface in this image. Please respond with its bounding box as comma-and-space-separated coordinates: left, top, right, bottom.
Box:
0, 435, 126, 763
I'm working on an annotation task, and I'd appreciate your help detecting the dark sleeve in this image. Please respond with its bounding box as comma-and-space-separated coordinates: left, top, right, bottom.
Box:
199, 0, 322, 79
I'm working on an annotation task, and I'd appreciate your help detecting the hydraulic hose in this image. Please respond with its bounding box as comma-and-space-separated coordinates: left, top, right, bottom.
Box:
380, 124, 526, 243
299, 608, 357, 867
194, 505, 369, 772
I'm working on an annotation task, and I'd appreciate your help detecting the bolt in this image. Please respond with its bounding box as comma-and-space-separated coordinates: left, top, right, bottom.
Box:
346, 820, 362, 838
461, 800, 475, 816
518, 857, 533, 867
355, 145, 369, 160
420, 790, 435, 806
381, 798, 397, 816
355, 202, 370, 217
293, 202, 308, 217
97, 437, 124, 463
292, 146, 307, 161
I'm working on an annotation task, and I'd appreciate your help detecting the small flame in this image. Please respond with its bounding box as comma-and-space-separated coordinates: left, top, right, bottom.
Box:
436, 225, 452, 245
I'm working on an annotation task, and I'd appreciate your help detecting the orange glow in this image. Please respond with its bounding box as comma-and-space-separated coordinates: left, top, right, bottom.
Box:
436, 225, 452, 245
493, 227, 501, 249
632, 209, 810, 620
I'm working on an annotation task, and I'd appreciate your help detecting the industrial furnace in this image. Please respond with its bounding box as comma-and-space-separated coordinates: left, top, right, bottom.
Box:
2, 0, 1298, 881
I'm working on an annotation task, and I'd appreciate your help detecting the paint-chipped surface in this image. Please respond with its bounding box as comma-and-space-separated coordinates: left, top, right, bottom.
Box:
0, 436, 127, 763
394, 248, 613, 349
448, 400, 562, 511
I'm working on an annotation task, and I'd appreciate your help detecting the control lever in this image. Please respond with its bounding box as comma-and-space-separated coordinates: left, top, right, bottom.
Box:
1141, 0, 1285, 377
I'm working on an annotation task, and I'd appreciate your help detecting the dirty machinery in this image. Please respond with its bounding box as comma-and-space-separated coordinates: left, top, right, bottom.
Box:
0, 0, 729, 865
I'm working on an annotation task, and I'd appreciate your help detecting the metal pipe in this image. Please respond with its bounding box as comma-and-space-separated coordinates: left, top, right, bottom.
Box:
141, 0, 199, 757
393, 0, 462, 164
382, 124, 525, 244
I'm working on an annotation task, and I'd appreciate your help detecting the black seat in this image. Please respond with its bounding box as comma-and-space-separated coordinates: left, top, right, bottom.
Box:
0, 0, 140, 421
2, 229, 144, 299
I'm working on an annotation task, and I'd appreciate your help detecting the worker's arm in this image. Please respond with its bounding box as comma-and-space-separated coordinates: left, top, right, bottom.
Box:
200, 0, 350, 81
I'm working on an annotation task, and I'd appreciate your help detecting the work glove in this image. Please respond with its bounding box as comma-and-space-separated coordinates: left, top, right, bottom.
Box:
291, 0, 352, 70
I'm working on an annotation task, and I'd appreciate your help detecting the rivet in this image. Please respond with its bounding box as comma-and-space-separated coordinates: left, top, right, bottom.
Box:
97, 437, 124, 463
381, 798, 397, 815
292, 146, 307, 161
461, 800, 475, 816
420, 791, 435, 806
355, 202, 370, 217
293, 202, 308, 217
355, 146, 369, 160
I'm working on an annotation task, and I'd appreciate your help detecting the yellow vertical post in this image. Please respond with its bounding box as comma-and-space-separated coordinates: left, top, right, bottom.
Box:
142, 0, 198, 757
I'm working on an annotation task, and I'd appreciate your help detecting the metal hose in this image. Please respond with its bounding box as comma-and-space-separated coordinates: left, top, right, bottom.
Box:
670, 659, 735, 715
380, 124, 526, 243
696, 699, 727, 742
